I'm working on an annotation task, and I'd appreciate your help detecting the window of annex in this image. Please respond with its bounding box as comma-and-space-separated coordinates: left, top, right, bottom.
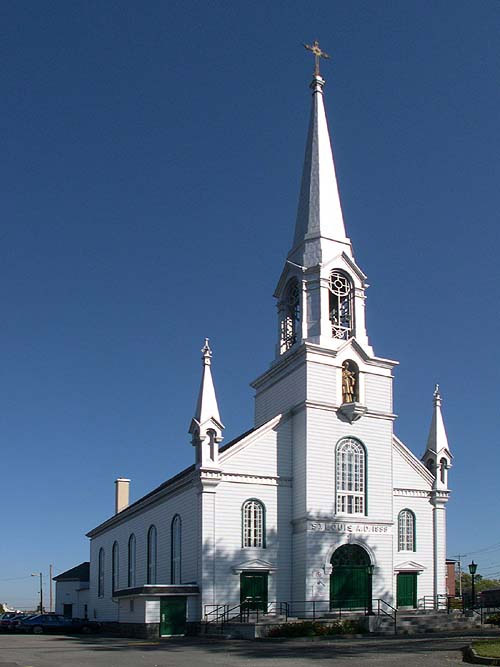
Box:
112, 541, 119, 595
279, 278, 300, 354
242, 499, 266, 548
398, 509, 416, 552
335, 438, 366, 515
147, 525, 157, 585
98, 548, 105, 598
329, 271, 354, 340
171, 515, 182, 584
128, 534, 136, 588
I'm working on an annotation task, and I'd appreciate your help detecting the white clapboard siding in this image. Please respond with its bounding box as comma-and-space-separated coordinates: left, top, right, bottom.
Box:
306, 361, 337, 404
89, 485, 197, 622
254, 364, 306, 426
364, 373, 392, 413
393, 438, 433, 491
221, 416, 292, 478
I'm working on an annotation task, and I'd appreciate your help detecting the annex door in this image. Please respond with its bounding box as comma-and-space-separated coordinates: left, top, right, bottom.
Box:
160, 596, 186, 636
330, 544, 372, 609
397, 573, 417, 608
240, 572, 268, 612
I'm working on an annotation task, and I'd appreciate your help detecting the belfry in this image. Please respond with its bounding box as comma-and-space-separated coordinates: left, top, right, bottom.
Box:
83, 47, 453, 637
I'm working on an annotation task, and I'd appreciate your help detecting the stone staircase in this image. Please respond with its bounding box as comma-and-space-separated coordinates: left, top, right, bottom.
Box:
372, 610, 489, 636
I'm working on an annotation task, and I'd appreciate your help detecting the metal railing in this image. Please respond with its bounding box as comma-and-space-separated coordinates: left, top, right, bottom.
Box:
203, 601, 289, 627
419, 594, 450, 611
203, 597, 398, 634
480, 605, 500, 625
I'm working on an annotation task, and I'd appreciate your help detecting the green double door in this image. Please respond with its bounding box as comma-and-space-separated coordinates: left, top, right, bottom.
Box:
330, 544, 372, 609
240, 572, 268, 612
397, 573, 417, 608
160, 597, 186, 636
330, 566, 371, 609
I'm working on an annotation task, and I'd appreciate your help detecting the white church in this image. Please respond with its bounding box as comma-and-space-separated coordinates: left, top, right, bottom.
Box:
85, 59, 453, 637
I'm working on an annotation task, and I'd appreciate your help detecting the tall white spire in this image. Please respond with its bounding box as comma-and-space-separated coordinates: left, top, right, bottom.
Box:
189, 339, 224, 468
289, 72, 350, 269
193, 339, 222, 427
422, 384, 452, 490
425, 384, 450, 456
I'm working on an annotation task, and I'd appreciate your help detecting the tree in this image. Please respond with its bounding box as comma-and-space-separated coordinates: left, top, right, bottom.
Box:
457, 572, 500, 595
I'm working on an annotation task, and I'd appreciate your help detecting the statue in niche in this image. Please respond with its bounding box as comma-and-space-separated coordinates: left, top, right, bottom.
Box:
342, 360, 358, 404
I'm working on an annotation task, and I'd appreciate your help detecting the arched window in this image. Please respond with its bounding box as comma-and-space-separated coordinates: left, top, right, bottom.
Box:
128, 534, 136, 588
329, 271, 353, 340
280, 278, 300, 353
171, 515, 181, 584
242, 499, 265, 548
398, 509, 416, 552
112, 542, 119, 595
440, 458, 448, 484
98, 548, 105, 598
336, 438, 366, 515
342, 360, 359, 403
147, 525, 157, 585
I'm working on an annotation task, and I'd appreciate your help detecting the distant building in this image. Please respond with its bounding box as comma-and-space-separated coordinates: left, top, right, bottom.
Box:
446, 559, 456, 597
53, 562, 89, 619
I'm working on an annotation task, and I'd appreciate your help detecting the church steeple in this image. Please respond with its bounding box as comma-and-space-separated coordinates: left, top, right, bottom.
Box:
189, 339, 224, 468
274, 53, 372, 358
289, 72, 350, 269
422, 384, 452, 490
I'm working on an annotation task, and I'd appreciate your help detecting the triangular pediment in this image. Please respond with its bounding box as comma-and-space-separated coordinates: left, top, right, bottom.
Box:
321, 251, 367, 284
231, 558, 277, 574
394, 560, 426, 572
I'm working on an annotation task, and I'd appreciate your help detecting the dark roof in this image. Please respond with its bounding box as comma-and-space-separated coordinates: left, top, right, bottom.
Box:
53, 562, 90, 582
219, 427, 255, 453
86, 426, 256, 537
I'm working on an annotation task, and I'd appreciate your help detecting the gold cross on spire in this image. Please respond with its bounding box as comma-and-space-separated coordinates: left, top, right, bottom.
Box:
303, 39, 330, 76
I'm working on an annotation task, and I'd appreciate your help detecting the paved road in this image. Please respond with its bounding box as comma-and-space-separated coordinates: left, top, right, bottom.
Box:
0, 633, 494, 667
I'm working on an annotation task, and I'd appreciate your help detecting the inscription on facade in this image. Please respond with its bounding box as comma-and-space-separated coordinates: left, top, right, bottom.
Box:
308, 521, 391, 534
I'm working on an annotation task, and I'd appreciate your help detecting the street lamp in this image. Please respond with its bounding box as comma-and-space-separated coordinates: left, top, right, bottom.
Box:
31, 572, 43, 614
468, 561, 477, 608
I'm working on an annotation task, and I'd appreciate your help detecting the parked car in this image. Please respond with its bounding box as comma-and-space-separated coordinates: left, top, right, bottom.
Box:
10, 614, 38, 631
18, 614, 99, 634
0, 613, 21, 631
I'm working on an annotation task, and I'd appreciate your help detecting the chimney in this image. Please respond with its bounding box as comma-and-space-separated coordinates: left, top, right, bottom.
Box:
114, 478, 130, 514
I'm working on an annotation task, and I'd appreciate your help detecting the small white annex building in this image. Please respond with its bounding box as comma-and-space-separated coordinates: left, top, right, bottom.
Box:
85, 64, 453, 637
53, 562, 90, 619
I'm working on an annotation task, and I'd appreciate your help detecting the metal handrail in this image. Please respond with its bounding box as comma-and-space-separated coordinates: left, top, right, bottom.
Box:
480, 605, 500, 625
204, 597, 398, 633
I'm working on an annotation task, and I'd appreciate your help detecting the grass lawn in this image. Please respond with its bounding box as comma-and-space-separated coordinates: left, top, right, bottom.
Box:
472, 640, 500, 658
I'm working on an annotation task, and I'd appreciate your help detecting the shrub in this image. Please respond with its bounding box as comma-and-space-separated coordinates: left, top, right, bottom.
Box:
486, 613, 500, 626
267, 619, 363, 638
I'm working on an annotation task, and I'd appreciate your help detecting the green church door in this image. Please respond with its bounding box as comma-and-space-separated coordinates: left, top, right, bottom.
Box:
397, 573, 417, 608
240, 572, 268, 612
330, 544, 372, 610
160, 596, 186, 636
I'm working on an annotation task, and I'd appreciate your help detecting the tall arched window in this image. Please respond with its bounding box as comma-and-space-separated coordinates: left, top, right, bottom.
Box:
336, 438, 366, 515
98, 547, 105, 598
147, 525, 157, 585
128, 534, 136, 587
398, 509, 416, 552
280, 278, 300, 354
171, 515, 181, 584
329, 271, 353, 339
242, 499, 265, 548
112, 542, 119, 595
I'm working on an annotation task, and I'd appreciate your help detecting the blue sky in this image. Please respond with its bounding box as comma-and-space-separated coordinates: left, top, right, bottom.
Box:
2, 0, 500, 608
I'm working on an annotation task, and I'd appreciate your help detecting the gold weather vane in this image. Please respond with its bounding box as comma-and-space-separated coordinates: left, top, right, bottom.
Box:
303, 39, 330, 76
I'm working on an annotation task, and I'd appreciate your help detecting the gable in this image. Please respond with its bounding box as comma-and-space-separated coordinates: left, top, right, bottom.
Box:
220, 414, 292, 478
393, 435, 433, 491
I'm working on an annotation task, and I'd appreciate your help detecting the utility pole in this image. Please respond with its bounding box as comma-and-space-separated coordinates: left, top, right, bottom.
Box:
31, 572, 43, 613
49, 565, 53, 613
455, 554, 466, 598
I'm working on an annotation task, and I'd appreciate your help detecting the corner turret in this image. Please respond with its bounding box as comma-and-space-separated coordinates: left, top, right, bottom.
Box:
189, 339, 224, 469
